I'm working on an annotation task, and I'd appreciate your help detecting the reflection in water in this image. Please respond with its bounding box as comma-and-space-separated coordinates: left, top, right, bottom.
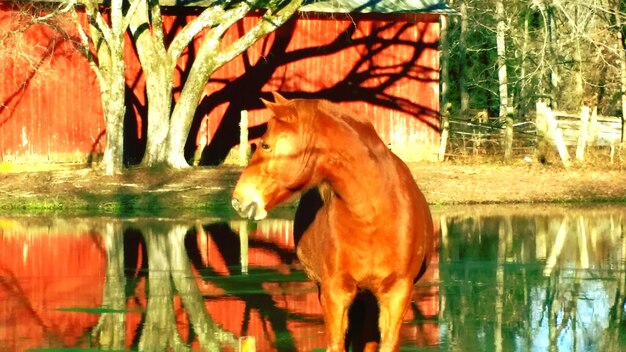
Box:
0, 205, 624, 351
439, 205, 626, 352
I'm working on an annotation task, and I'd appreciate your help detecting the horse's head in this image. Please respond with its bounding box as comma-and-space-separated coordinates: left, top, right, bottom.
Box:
232, 92, 321, 220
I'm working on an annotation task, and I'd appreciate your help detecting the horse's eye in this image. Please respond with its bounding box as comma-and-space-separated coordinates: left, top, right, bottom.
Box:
260, 142, 271, 151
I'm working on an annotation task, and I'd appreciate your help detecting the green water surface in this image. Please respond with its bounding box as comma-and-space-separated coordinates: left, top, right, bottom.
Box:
1, 204, 624, 351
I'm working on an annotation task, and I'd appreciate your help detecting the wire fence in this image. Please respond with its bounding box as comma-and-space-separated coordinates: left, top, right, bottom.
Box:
445, 117, 538, 157
441, 105, 623, 163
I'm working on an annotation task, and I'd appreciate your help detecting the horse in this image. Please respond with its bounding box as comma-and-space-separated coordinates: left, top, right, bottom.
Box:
232, 92, 433, 351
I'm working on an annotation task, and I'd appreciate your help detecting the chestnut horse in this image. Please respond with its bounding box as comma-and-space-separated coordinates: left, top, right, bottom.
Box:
232, 93, 433, 351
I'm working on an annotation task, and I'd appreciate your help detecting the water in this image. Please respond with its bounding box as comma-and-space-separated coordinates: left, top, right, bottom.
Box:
1, 204, 625, 351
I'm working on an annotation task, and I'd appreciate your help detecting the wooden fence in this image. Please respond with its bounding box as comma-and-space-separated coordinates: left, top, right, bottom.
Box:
553, 110, 621, 147
440, 112, 538, 159
439, 102, 623, 166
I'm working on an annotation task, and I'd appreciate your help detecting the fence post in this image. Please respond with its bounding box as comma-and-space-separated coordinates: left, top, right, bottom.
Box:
503, 117, 513, 159
438, 103, 451, 161
536, 101, 571, 168
239, 336, 256, 352
239, 110, 249, 166
576, 105, 590, 162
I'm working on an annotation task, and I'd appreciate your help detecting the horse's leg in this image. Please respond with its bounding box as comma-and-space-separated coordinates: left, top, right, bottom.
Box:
320, 278, 356, 352
376, 279, 413, 352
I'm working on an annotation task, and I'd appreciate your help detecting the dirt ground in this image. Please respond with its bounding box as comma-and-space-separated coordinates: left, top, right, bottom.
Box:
1, 161, 625, 215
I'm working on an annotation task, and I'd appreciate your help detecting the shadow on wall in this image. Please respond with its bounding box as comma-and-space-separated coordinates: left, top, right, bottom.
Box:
123, 14, 439, 166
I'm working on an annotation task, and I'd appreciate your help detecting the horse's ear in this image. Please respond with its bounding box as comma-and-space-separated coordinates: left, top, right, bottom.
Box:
260, 97, 274, 108
261, 97, 295, 122
271, 91, 289, 104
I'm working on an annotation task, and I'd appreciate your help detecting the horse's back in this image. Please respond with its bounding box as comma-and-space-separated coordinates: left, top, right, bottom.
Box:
391, 154, 433, 280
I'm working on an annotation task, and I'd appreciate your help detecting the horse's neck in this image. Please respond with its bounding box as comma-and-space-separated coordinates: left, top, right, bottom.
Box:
310, 108, 397, 218
321, 134, 397, 221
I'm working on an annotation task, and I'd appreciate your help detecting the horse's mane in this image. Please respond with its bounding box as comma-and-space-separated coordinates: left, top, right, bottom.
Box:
314, 99, 373, 127
308, 99, 388, 154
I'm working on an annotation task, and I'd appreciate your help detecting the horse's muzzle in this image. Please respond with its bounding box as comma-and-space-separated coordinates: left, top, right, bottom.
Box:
232, 198, 260, 220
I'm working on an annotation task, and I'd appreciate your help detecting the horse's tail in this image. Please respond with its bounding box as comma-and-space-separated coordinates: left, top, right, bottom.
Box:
345, 290, 380, 352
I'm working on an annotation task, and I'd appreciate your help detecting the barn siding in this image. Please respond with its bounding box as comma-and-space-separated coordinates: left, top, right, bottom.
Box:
0, 5, 106, 163
202, 13, 441, 162
0, 5, 441, 164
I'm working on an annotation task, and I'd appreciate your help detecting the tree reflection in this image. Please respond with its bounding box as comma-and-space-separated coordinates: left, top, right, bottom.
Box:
94, 221, 241, 351
439, 206, 626, 351
92, 222, 126, 350
89, 219, 306, 351
167, 223, 237, 350
186, 222, 297, 351
7, 207, 622, 350
138, 224, 189, 351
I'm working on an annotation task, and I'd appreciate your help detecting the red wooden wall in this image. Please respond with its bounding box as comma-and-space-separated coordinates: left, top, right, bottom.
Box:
0, 4, 441, 165
0, 5, 105, 163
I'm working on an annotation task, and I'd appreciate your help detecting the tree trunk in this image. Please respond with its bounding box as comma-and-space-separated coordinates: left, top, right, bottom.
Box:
98, 0, 126, 175
459, 1, 469, 118
129, 0, 174, 167
572, 5, 584, 106
548, 6, 559, 108
141, 67, 174, 167
165, 0, 304, 167
165, 39, 224, 168
615, 2, 626, 142
519, 11, 529, 119
495, 0, 511, 159
496, 0, 508, 118
100, 76, 126, 175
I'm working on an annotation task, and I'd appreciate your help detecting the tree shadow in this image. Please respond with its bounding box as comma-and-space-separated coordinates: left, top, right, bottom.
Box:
191, 15, 439, 165
184, 221, 304, 351
117, 13, 439, 166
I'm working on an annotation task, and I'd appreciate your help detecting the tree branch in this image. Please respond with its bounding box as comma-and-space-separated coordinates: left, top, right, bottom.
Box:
167, 6, 227, 65
215, 0, 305, 66
120, 0, 143, 32
69, 7, 105, 87
149, 0, 168, 59
77, 0, 114, 48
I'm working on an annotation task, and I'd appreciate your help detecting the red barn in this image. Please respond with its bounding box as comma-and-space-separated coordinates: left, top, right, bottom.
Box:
0, 0, 448, 166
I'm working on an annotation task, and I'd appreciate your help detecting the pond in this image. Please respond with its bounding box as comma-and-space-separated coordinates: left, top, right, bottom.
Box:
1, 204, 625, 351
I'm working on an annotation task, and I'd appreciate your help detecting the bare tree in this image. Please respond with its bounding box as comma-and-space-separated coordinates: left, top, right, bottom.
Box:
69, 0, 140, 174
0, 1, 129, 174
128, 0, 304, 168
0, 2, 72, 71
613, 0, 626, 140
496, 0, 509, 118
445, 0, 626, 122
459, 0, 469, 117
